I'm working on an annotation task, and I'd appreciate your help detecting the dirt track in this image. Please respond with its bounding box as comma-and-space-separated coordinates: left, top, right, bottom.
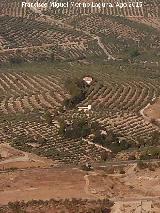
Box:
26, 0, 116, 61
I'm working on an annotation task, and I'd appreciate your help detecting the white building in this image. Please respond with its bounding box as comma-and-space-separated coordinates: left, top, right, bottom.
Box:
83, 76, 93, 85
78, 105, 91, 112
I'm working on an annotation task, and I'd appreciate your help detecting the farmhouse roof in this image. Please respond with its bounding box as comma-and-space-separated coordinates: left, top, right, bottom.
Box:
83, 76, 93, 85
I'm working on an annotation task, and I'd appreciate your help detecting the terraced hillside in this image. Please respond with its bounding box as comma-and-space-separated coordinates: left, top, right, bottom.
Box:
0, 0, 159, 63
0, 0, 159, 164
0, 72, 69, 114
27, 0, 159, 17
0, 15, 105, 63
66, 15, 160, 59
0, 0, 37, 18
0, 1, 160, 211
0, 61, 159, 164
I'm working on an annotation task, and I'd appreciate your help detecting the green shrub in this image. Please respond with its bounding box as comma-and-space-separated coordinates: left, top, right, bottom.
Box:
64, 77, 89, 108
129, 49, 140, 58
140, 147, 160, 160
59, 118, 91, 139
92, 130, 130, 153
9, 56, 24, 64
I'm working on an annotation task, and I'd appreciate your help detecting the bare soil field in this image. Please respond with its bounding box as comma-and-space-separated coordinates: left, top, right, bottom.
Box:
0, 0, 159, 212
0, 163, 159, 212
0, 143, 55, 170
144, 98, 160, 120
0, 167, 91, 205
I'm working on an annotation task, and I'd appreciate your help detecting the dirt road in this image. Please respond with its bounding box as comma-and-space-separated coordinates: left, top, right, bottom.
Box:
26, 0, 116, 61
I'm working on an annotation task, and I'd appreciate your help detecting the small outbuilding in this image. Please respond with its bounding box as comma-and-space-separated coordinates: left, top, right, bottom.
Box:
83, 76, 93, 85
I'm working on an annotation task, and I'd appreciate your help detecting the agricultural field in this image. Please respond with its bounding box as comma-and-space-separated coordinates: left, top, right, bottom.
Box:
0, 61, 160, 211
0, 0, 160, 212
0, 62, 159, 163
0, 0, 159, 63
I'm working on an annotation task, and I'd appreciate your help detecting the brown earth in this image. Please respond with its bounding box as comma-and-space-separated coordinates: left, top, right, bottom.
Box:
0, 168, 89, 205
0, 144, 160, 212
0, 163, 159, 209
0, 143, 56, 170
144, 98, 160, 120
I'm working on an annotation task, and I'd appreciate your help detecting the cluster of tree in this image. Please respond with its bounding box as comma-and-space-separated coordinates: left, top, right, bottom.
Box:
42, 111, 53, 125
150, 131, 160, 145
136, 131, 160, 148
92, 130, 130, 154
9, 55, 24, 64
140, 147, 160, 160
122, 48, 141, 62
63, 78, 90, 109
8, 51, 55, 65
128, 48, 140, 58
3, 198, 113, 213
100, 151, 113, 161
12, 134, 47, 152
137, 161, 160, 171
13, 134, 47, 145
58, 117, 130, 154
59, 118, 91, 139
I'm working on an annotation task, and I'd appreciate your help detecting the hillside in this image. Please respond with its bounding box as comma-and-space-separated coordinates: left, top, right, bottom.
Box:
0, 0, 159, 63
0, 0, 160, 212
